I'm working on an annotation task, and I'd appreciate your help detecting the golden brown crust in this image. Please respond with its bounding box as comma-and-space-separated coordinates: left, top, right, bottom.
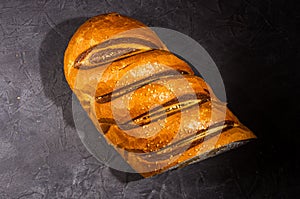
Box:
94, 49, 194, 98
64, 12, 167, 90
64, 13, 256, 178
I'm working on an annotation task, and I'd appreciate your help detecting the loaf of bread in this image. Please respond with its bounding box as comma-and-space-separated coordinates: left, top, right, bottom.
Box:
64, 13, 256, 177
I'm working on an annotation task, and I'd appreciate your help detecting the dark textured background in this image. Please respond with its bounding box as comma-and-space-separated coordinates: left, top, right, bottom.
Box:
0, 0, 299, 198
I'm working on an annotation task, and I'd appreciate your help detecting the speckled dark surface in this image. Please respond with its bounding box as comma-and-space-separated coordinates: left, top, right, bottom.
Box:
0, 0, 299, 198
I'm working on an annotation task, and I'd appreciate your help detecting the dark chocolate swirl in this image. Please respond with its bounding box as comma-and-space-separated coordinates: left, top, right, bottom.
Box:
95, 70, 192, 104
74, 37, 162, 69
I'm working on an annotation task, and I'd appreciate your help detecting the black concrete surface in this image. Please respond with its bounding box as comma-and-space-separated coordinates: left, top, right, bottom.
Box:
0, 0, 299, 198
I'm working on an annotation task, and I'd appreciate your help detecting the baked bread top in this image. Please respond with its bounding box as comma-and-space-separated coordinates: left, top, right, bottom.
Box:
64, 13, 256, 177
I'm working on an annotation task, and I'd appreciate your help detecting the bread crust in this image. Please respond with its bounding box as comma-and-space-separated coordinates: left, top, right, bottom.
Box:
64, 13, 256, 177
